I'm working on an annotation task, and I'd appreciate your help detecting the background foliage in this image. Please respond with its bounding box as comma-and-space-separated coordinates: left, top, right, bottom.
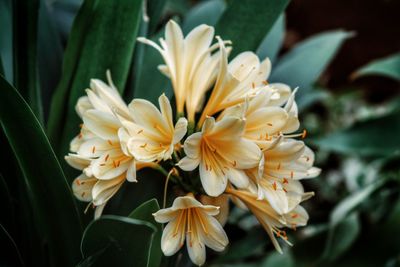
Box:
0, 0, 399, 266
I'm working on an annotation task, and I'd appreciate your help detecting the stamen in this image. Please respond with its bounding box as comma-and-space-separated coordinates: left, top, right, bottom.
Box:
291, 171, 294, 179
291, 213, 299, 219
277, 163, 281, 170
76, 179, 81, 185
105, 154, 109, 161
100, 163, 106, 166
262, 80, 269, 85
282, 178, 288, 184
272, 181, 277, 191
232, 160, 237, 167
137, 129, 143, 134
267, 123, 273, 126
79, 123, 83, 128
302, 129, 307, 139
108, 140, 113, 145
92, 146, 96, 154
252, 82, 255, 89
140, 143, 147, 148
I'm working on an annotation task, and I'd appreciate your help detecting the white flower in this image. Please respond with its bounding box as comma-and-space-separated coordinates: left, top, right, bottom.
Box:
153, 194, 228, 266
178, 116, 261, 196
121, 94, 187, 162
137, 20, 229, 119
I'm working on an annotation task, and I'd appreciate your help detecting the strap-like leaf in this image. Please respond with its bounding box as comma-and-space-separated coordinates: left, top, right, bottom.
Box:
0, 76, 82, 267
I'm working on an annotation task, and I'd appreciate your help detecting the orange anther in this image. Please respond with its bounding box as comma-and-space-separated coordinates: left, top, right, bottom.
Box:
108, 140, 113, 145
137, 129, 143, 134
92, 146, 96, 154
302, 129, 307, 139
283, 178, 288, 184
272, 181, 277, 191
105, 154, 109, 161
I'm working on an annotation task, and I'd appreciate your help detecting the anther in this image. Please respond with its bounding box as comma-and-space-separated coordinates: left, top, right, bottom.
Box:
272, 181, 277, 191
283, 178, 288, 184
92, 146, 96, 154
302, 129, 307, 139
137, 129, 143, 134
108, 140, 113, 145
105, 154, 109, 161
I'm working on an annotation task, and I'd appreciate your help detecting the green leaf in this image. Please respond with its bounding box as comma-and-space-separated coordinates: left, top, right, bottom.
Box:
37, 0, 63, 116
147, 0, 167, 34
0, 0, 13, 83
129, 199, 162, 267
0, 76, 82, 266
182, 0, 226, 34
0, 224, 24, 266
261, 251, 294, 267
215, 0, 290, 58
312, 110, 400, 157
330, 179, 385, 226
270, 30, 352, 96
352, 52, 400, 81
323, 212, 361, 261
256, 14, 285, 64
81, 215, 157, 267
13, 0, 43, 122
47, 0, 143, 158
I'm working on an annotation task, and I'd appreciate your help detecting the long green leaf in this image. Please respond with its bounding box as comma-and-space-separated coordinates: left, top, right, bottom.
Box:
0, 76, 82, 267
215, 0, 290, 58
81, 215, 156, 267
312, 110, 400, 157
256, 14, 285, 64
129, 199, 163, 267
147, 0, 167, 34
48, 0, 142, 158
352, 52, 400, 81
182, 0, 226, 34
13, 0, 43, 122
0, 0, 13, 83
0, 223, 24, 267
270, 30, 352, 96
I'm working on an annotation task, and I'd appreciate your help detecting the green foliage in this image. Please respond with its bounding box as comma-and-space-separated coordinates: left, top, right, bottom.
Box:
0, 76, 82, 266
353, 52, 400, 81
80, 215, 156, 267
312, 110, 400, 156
215, 0, 290, 58
256, 15, 286, 64
47, 0, 143, 158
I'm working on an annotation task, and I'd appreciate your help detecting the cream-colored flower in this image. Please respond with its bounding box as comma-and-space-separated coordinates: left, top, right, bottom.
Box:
198, 38, 290, 126
137, 20, 228, 118
153, 194, 228, 266
121, 94, 187, 162
66, 74, 141, 216
226, 187, 309, 254
199, 194, 230, 226
178, 116, 261, 197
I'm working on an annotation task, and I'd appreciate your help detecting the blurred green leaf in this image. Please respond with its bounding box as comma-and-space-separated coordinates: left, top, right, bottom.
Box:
38, 0, 63, 117
0, 76, 82, 266
215, 0, 290, 58
214, 228, 266, 263
81, 215, 156, 267
0, 0, 13, 83
48, 0, 142, 158
182, 0, 226, 34
147, 0, 167, 34
256, 14, 285, 64
353, 52, 400, 81
129, 199, 162, 267
271, 30, 352, 96
13, 0, 43, 122
313, 110, 400, 157
0, 223, 24, 267
261, 251, 294, 267
297, 88, 330, 111
323, 212, 361, 261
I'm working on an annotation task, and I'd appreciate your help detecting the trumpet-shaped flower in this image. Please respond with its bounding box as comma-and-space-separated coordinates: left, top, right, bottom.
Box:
137, 20, 228, 118
226, 187, 309, 254
153, 194, 228, 266
178, 116, 261, 196
121, 94, 187, 162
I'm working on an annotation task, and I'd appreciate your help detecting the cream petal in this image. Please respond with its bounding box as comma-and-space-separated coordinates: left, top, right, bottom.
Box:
86, 89, 112, 113
126, 160, 137, 182
77, 138, 110, 158
208, 116, 245, 139
199, 194, 229, 226
159, 94, 173, 129
228, 52, 260, 81
284, 205, 309, 226
183, 132, 202, 158
264, 139, 305, 162
202, 215, 229, 252
128, 99, 169, 133
82, 110, 120, 141
172, 117, 188, 144
65, 154, 91, 170
186, 230, 206, 266
268, 83, 291, 106
221, 139, 261, 169
253, 57, 272, 84
227, 168, 249, 189
72, 173, 96, 202
92, 177, 124, 206
245, 107, 289, 136
127, 138, 166, 162
177, 156, 200, 171
153, 209, 179, 223
161, 217, 185, 256
199, 162, 227, 197
76, 96, 93, 117
258, 180, 289, 214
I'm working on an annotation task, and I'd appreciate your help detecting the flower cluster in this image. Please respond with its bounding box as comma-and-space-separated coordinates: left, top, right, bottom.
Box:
66, 20, 320, 266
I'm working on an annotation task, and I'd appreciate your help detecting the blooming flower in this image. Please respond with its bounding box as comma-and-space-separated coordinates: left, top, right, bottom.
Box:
178, 116, 261, 197
121, 94, 187, 162
137, 20, 229, 119
153, 194, 228, 266
226, 187, 309, 253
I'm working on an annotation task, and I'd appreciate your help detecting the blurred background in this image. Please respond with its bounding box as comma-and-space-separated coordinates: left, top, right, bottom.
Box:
1, 0, 399, 266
